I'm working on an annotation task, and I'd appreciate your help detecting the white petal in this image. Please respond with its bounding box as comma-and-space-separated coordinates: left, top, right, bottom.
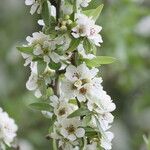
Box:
43, 55, 50, 63
77, 93, 86, 102
33, 45, 43, 55
90, 68, 99, 78
60, 80, 75, 99
30, 3, 38, 15
26, 74, 37, 91
25, 0, 34, 5
75, 128, 85, 138
68, 134, 76, 141
60, 128, 68, 137
34, 89, 42, 98
38, 19, 45, 26
72, 32, 80, 38
30, 62, 38, 74
101, 132, 114, 150
65, 65, 79, 82
50, 52, 60, 63
51, 5, 56, 17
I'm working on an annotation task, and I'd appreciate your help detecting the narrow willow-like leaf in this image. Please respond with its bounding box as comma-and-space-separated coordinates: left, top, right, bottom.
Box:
67, 38, 81, 52
68, 107, 91, 118
17, 46, 33, 54
82, 4, 104, 21
29, 102, 53, 111
84, 56, 116, 67
42, 1, 50, 27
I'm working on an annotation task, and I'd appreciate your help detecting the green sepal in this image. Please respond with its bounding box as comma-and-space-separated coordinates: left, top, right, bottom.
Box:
17, 46, 33, 54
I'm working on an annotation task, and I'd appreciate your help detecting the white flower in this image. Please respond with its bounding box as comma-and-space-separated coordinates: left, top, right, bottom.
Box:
61, 63, 103, 102
87, 92, 116, 130
26, 62, 42, 98
50, 95, 76, 120
87, 91, 116, 114
77, 44, 95, 59
0, 108, 18, 147
25, 0, 42, 15
72, 14, 103, 46
60, 118, 85, 141
26, 32, 61, 63
77, 0, 91, 7
101, 131, 114, 150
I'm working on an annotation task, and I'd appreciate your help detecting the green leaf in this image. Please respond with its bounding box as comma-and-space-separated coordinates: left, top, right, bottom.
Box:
29, 102, 53, 111
42, 1, 50, 27
67, 38, 81, 52
49, 61, 61, 70
82, 4, 104, 21
17, 46, 33, 54
68, 107, 91, 118
84, 56, 116, 67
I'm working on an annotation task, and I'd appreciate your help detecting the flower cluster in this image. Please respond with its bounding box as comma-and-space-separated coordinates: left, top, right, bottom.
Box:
19, 0, 116, 149
0, 107, 18, 150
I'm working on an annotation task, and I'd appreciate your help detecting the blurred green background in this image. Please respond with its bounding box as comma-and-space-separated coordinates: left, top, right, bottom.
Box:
0, 0, 150, 149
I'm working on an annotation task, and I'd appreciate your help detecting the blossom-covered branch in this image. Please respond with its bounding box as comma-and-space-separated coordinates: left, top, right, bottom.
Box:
18, 0, 116, 149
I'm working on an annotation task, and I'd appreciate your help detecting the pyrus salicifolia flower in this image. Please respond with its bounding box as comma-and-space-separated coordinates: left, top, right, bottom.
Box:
60, 118, 85, 141
26, 32, 61, 64
0, 108, 18, 148
101, 131, 114, 150
72, 14, 103, 46
61, 63, 103, 102
50, 95, 77, 120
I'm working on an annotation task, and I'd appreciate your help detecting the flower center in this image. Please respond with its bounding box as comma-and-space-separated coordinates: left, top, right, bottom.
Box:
79, 26, 84, 34
79, 87, 87, 94
58, 108, 66, 116
66, 125, 75, 134
43, 48, 49, 55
